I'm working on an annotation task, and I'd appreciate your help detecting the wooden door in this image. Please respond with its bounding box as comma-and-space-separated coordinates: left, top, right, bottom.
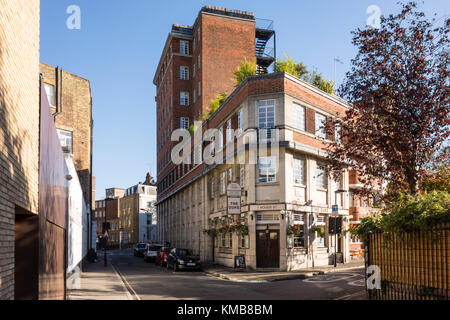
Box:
256, 230, 280, 268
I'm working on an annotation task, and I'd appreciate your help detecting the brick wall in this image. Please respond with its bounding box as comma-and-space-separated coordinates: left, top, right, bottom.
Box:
40, 63, 93, 210
200, 12, 255, 113
0, 0, 40, 300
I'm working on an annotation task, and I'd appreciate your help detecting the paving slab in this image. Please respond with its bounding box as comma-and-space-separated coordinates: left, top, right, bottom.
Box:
67, 260, 132, 300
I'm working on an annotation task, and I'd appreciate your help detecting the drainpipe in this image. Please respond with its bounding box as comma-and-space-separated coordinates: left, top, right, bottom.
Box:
53, 67, 63, 120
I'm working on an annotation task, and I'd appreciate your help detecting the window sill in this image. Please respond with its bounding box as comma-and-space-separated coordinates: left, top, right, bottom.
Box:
256, 182, 279, 186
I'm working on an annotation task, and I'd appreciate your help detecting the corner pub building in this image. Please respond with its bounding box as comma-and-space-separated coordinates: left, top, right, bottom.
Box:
154, 6, 355, 271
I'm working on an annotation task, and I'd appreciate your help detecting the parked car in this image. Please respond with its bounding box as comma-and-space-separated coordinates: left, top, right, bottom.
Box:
155, 246, 173, 266
144, 244, 163, 262
133, 243, 147, 257
166, 248, 201, 272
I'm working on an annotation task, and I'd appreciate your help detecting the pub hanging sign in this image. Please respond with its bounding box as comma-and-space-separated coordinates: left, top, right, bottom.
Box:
227, 183, 241, 215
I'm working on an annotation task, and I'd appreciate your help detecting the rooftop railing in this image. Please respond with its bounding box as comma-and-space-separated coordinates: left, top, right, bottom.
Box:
255, 18, 274, 31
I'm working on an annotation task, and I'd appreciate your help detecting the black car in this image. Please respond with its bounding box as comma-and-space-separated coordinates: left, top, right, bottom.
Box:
133, 243, 147, 257
166, 248, 201, 271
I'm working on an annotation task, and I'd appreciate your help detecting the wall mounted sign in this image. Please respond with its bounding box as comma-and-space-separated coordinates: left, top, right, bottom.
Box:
227, 183, 241, 215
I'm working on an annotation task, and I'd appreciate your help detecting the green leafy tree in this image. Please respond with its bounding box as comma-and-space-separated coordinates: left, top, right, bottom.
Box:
274, 55, 334, 93
351, 191, 450, 241
209, 92, 229, 114
189, 92, 229, 135
233, 58, 256, 87
309, 70, 335, 94
274, 55, 308, 79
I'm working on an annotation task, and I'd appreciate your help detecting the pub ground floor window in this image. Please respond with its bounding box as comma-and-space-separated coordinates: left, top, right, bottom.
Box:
239, 235, 249, 248
293, 224, 305, 248
316, 215, 326, 247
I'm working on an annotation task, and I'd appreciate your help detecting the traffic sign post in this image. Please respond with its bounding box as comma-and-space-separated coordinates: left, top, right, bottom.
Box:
328, 212, 342, 268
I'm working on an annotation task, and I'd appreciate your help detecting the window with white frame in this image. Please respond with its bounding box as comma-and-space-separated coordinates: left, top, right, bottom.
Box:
239, 166, 245, 188
335, 173, 344, 206
210, 136, 215, 157
180, 66, 189, 80
56, 129, 73, 154
220, 172, 226, 195
44, 83, 56, 107
226, 119, 232, 142
293, 158, 306, 185
180, 117, 189, 129
349, 191, 355, 207
221, 234, 226, 247
219, 127, 224, 150
239, 235, 248, 248
180, 91, 189, 106
315, 112, 327, 139
335, 122, 342, 143
238, 109, 243, 131
210, 177, 215, 199
316, 162, 328, 189
258, 156, 277, 183
316, 215, 326, 247
258, 100, 275, 141
293, 223, 305, 248
293, 103, 306, 131
227, 168, 232, 182
180, 40, 189, 55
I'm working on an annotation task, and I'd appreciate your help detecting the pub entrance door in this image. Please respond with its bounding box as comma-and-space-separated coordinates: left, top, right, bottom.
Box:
256, 230, 280, 268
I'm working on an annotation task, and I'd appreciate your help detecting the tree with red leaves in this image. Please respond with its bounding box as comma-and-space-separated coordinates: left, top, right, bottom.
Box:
327, 1, 449, 196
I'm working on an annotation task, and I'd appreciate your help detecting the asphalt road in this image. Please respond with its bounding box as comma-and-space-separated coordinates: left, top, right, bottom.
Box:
109, 249, 367, 300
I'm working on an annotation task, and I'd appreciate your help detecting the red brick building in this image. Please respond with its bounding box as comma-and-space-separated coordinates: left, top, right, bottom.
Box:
154, 6, 275, 192
154, 6, 363, 270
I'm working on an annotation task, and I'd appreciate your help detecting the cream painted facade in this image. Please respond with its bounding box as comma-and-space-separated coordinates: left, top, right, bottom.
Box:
157, 75, 352, 271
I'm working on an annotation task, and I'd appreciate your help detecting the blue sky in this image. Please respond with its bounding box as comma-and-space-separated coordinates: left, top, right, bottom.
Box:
40, 0, 449, 200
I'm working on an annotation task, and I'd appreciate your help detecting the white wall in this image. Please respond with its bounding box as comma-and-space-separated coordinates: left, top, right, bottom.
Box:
138, 192, 157, 243
65, 154, 88, 273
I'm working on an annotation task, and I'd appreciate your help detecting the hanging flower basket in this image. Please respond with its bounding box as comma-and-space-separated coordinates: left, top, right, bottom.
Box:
232, 225, 249, 235
219, 225, 233, 234
287, 225, 302, 237
203, 229, 218, 237
310, 225, 325, 237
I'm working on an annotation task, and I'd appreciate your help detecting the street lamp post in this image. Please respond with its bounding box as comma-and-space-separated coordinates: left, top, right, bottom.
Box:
104, 212, 107, 267
333, 189, 347, 268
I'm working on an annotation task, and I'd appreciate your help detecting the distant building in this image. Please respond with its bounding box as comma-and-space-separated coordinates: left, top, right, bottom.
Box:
120, 176, 157, 245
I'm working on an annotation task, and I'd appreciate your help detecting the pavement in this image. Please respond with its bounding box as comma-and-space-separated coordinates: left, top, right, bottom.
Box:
203, 259, 365, 283
67, 257, 133, 300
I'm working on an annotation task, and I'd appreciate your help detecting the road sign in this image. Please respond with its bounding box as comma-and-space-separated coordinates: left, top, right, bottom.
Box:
332, 205, 339, 212
104, 230, 108, 238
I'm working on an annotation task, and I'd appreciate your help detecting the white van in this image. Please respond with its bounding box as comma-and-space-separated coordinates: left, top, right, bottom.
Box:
143, 243, 163, 262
